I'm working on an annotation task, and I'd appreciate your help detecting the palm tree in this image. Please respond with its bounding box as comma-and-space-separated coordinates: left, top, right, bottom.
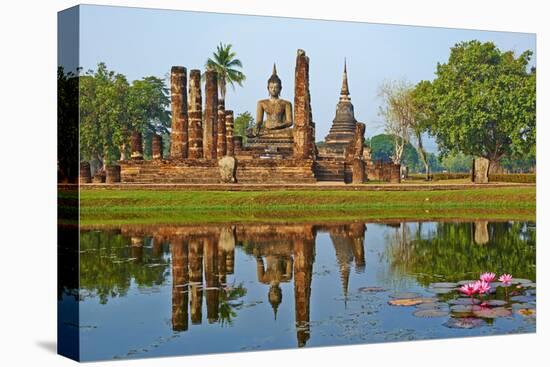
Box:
205, 43, 246, 102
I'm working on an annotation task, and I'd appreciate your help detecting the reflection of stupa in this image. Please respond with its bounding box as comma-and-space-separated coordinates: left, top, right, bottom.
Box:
324, 60, 359, 151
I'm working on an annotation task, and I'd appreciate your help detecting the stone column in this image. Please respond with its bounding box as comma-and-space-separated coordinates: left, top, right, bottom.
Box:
79, 161, 91, 184
293, 49, 314, 160
473, 157, 490, 183
188, 70, 203, 159
234, 136, 243, 155
170, 66, 188, 159
204, 70, 218, 160
171, 237, 189, 331
351, 158, 365, 184
152, 134, 163, 159
225, 110, 235, 157
130, 131, 143, 160
216, 102, 227, 157
105, 164, 121, 183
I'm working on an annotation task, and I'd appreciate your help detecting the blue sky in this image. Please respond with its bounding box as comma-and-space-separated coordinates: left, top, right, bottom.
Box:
78, 5, 536, 153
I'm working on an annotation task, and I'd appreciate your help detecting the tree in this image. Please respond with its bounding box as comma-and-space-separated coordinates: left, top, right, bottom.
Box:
205, 42, 246, 102
440, 152, 475, 173
79, 63, 171, 167
378, 80, 414, 164
58, 66, 80, 182
233, 111, 254, 144
369, 134, 420, 171
420, 40, 536, 169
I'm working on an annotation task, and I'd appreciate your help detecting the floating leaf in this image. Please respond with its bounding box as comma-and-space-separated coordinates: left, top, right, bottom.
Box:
443, 317, 486, 329
512, 303, 535, 310
510, 278, 533, 284
448, 298, 481, 305
516, 308, 536, 317
427, 287, 456, 295
429, 282, 458, 288
413, 309, 449, 318
390, 292, 422, 299
450, 304, 482, 315
416, 302, 449, 310
486, 300, 507, 307
473, 307, 512, 319
511, 295, 536, 303
358, 286, 386, 293
389, 299, 424, 307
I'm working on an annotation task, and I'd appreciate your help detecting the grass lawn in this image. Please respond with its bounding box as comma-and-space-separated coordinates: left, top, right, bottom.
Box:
62, 186, 536, 226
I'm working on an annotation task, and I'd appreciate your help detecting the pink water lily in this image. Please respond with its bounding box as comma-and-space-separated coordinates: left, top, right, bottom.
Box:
459, 283, 478, 297
499, 274, 513, 286
480, 272, 496, 283
474, 280, 491, 295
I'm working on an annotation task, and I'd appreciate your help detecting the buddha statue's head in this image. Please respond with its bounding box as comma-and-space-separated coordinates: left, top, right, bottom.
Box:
267, 63, 282, 98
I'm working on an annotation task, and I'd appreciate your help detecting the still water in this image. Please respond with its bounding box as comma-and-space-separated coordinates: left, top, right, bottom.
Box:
63, 221, 536, 361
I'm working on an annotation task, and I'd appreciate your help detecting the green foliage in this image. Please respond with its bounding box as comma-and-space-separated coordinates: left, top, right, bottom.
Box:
57, 67, 80, 182
79, 63, 170, 166
79, 230, 170, 304
388, 222, 536, 286
417, 40, 536, 163
205, 42, 246, 101
369, 134, 420, 171
440, 152, 474, 172
489, 174, 536, 183
234, 111, 254, 143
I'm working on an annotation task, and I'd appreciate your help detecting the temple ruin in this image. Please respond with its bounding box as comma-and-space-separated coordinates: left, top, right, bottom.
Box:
87, 49, 400, 184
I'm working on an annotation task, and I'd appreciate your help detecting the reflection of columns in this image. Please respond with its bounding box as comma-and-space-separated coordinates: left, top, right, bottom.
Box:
152, 235, 163, 258
171, 237, 189, 331
350, 223, 366, 272
130, 236, 144, 263
170, 66, 188, 159
293, 226, 315, 347
189, 239, 204, 324
204, 70, 218, 160
204, 236, 219, 323
188, 69, 203, 159
218, 226, 236, 283
474, 221, 489, 245
216, 102, 227, 158
225, 110, 235, 157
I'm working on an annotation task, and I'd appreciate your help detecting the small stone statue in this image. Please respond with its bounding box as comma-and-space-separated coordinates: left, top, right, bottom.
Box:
247, 64, 293, 138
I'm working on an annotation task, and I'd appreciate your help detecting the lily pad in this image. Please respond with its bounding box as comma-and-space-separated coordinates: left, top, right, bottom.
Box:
413, 309, 449, 318
427, 287, 456, 295
358, 286, 386, 293
473, 307, 512, 319
450, 304, 482, 315
390, 292, 422, 299
443, 317, 486, 329
429, 282, 458, 288
448, 298, 481, 305
515, 308, 536, 317
416, 302, 449, 310
511, 295, 536, 303
510, 278, 533, 284
512, 303, 535, 310
388, 299, 423, 307
486, 300, 507, 307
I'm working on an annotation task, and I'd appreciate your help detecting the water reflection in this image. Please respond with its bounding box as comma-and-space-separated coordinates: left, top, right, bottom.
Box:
73, 220, 535, 360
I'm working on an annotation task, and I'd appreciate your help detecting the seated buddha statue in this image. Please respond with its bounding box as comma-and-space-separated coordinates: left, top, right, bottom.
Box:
247, 64, 294, 140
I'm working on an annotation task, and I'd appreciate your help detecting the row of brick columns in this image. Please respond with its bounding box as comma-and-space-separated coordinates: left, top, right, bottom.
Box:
129, 67, 236, 162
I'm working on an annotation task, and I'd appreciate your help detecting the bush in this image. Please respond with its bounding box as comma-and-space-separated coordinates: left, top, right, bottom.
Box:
489, 174, 536, 183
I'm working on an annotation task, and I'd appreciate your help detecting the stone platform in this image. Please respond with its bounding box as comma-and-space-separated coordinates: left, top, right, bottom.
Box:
119, 158, 317, 184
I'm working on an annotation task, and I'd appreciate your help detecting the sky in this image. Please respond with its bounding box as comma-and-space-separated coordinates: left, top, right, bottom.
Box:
75, 4, 536, 153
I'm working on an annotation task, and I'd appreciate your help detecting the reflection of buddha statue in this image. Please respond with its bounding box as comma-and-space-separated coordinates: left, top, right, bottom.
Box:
256, 255, 293, 319
247, 64, 293, 140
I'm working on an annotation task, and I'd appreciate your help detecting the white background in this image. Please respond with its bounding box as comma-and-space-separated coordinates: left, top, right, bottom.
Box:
0, 0, 546, 366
